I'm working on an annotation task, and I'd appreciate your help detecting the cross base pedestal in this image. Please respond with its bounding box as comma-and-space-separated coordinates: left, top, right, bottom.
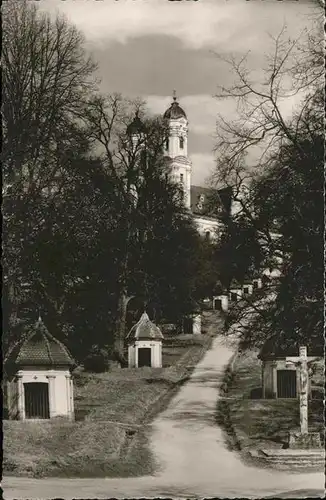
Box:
288, 431, 321, 449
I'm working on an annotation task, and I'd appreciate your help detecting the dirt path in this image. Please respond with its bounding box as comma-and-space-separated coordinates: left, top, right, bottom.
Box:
4, 329, 324, 499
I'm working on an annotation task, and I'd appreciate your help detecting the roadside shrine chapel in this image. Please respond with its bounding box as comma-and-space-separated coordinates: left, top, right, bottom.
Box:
4, 316, 75, 421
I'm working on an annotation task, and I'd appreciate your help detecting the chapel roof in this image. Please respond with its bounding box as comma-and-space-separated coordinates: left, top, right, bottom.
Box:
5, 317, 75, 369
126, 312, 164, 342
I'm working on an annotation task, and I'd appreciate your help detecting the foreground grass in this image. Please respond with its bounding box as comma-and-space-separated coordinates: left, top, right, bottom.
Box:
216, 350, 324, 453
4, 329, 215, 478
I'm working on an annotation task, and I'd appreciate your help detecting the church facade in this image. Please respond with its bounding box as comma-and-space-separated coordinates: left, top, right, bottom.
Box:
162, 95, 231, 240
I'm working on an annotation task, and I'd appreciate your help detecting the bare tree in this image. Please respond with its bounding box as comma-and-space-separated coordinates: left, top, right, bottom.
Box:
2, 0, 97, 195
212, 16, 323, 190
212, 18, 323, 348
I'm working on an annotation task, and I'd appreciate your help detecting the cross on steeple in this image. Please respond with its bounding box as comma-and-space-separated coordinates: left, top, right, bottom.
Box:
173, 89, 177, 102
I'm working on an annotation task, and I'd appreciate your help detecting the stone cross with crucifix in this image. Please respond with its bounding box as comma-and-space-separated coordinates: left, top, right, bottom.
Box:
298, 345, 308, 433
286, 346, 321, 449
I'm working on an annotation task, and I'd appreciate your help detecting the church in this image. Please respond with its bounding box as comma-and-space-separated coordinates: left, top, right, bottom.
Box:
162, 94, 232, 241
128, 94, 232, 241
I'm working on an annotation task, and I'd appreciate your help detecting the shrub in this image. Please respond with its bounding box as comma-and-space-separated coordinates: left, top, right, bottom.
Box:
83, 345, 112, 373
311, 387, 324, 400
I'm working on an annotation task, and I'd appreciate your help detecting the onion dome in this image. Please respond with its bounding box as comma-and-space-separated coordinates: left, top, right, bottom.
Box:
163, 92, 187, 120
126, 111, 146, 136
126, 312, 164, 342
5, 316, 75, 369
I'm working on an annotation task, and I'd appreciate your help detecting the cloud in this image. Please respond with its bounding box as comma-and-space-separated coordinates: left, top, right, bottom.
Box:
190, 153, 216, 187
40, 0, 312, 52
41, 0, 238, 50
36, 0, 316, 188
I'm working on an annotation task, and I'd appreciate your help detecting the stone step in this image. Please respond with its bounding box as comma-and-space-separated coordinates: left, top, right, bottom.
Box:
249, 449, 325, 469
260, 457, 325, 464
260, 449, 325, 458
263, 458, 325, 467
262, 463, 325, 471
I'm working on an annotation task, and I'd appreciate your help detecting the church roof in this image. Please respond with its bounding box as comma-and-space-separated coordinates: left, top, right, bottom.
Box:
164, 96, 187, 120
190, 185, 232, 218
126, 312, 164, 342
5, 317, 75, 369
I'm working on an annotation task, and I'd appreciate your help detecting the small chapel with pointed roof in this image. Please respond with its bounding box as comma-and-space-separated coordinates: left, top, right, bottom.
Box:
4, 316, 75, 420
127, 312, 164, 368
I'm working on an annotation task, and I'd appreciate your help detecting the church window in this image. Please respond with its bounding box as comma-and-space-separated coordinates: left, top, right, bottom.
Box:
179, 136, 184, 149
180, 173, 184, 184
205, 231, 211, 241
165, 138, 169, 150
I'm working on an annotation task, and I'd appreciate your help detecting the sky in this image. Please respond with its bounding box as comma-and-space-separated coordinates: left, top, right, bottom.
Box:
39, 0, 318, 186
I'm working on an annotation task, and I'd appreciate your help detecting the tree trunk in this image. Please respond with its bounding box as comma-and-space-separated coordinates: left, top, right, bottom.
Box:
114, 289, 129, 366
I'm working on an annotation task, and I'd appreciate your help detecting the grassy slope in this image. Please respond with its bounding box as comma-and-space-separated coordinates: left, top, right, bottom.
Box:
218, 350, 324, 452
4, 330, 215, 478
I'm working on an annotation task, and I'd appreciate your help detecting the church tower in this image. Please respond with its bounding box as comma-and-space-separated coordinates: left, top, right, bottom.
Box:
126, 111, 147, 152
126, 111, 147, 206
163, 93, 192, 209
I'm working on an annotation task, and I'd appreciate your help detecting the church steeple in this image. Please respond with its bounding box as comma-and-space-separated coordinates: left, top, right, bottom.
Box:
163, 93, 192, 209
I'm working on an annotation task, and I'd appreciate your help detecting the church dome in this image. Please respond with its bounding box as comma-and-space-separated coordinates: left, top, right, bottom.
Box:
126, 112, 146, 136
164, 95, 187, 120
